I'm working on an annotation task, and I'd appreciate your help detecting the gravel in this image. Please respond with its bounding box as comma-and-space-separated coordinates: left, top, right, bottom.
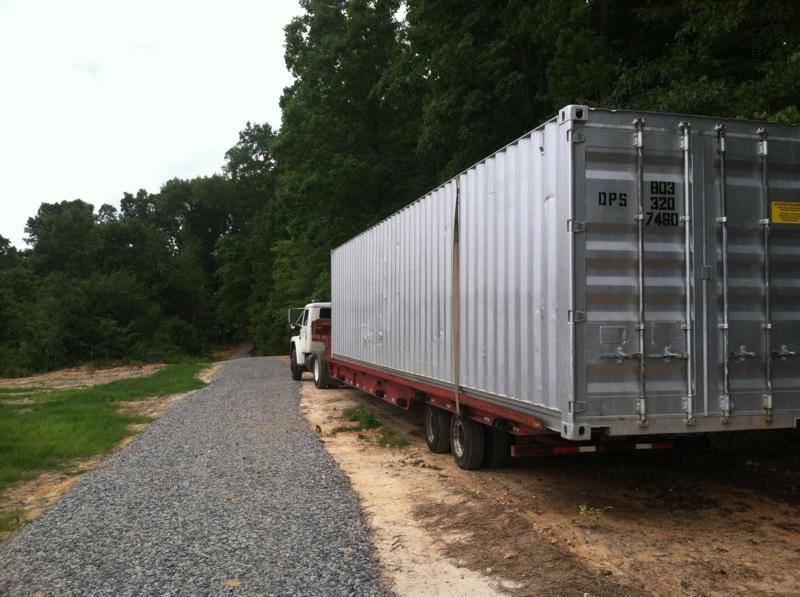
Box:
0, 357, 387, 596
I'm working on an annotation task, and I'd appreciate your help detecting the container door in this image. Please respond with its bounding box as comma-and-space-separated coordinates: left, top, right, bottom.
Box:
580, 123, 692, 423
768, 139, 800, 407
719, 132, 800, 418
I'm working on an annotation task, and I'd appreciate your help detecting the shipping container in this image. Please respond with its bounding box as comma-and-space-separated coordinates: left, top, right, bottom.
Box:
328, 105, 800, 444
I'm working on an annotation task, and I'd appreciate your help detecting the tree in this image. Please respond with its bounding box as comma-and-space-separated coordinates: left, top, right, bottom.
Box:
25, 200, 99, 277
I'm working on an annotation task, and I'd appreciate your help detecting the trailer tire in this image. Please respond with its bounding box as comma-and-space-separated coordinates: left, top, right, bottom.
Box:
290, 347, 303, 381
482, 427, 510, 468
312, 353, 331, 389
450, 415, 485, 470
424, 405, 451, 453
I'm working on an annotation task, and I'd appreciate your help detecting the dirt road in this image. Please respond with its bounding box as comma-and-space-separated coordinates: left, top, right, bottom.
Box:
300, 377, 800, 596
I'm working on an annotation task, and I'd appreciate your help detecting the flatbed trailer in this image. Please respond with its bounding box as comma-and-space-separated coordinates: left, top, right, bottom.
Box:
309, 318, 683, 468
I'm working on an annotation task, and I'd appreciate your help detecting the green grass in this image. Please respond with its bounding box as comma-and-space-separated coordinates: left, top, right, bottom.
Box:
334, 404, 409, 448
0, 363, 209, 495
342, 405, 381, 430
0, 509, 24, 534
376, 426, 409, 449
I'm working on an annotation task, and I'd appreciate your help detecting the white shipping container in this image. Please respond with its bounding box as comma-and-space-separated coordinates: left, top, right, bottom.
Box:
331, 105, 800, 439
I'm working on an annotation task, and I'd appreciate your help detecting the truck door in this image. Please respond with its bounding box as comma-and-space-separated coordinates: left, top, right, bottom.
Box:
299, 308, 310, 352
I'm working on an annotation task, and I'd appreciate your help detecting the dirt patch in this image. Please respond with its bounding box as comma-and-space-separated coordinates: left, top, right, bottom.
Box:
197, 362, 223, 384
211, 343, 254, 361
117, 391, 190, 420
300, 382, 800, 596
0, 363, 165, 390
300, 383, 640, 596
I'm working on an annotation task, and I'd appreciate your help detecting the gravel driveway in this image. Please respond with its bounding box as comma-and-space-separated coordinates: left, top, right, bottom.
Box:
0, 357, 386, 596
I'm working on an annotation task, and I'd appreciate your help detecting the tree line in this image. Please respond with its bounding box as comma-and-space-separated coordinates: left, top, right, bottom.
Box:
1, 0, 798, 376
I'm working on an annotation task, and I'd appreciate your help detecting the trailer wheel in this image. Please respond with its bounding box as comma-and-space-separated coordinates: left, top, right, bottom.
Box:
450, 415, 485, 470
424, 405, 451, 453
482, 427, 510, 468
312, 353, 331, 389
290, 347, 303, 381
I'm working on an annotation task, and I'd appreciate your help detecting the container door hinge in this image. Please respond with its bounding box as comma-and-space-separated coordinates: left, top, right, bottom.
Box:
719, 394, 732, 423
568, 310, 586, 323
567, 219, 585, 233
568, 400, 587, 414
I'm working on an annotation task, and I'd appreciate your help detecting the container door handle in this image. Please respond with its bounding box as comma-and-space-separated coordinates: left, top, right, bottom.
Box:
600, 346, 642, 364
731, 345, 756, 361
772, 345, 797, 360
648, 345, 688, 361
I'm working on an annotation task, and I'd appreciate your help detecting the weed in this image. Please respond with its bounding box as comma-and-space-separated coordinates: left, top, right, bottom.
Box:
335, 404, 408, 448
342, 405, 380, 430
377, 427, 409, 449
331, 425, 360, 435
578, 503, 603, 520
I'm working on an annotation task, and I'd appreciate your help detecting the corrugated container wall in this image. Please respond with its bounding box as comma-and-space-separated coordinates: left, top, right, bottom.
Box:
332, 106, 800, 439
332, 182, 455, 384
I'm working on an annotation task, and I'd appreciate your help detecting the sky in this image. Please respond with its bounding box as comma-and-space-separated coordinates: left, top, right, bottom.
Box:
0, 0, 302, 247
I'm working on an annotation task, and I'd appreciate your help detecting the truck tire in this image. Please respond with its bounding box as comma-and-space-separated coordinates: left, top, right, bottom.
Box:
312, 353, 331, 389
482, 427, 510, 468
424, 405, 451, 453
450, 414, 485, 470
290, 347, 303, 381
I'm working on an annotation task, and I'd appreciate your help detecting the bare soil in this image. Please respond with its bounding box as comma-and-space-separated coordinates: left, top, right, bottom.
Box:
300, 379, 800, 596
0, 363, 165, 390
211, 343, 254, 361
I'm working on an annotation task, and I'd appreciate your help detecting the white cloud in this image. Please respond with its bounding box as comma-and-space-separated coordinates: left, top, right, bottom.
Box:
0, 0, 301, 247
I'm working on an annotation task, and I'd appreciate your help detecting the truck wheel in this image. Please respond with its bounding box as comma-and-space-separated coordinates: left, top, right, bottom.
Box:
290, 348, 303, 381
450, 414, 485, 470
482, 427, 510, 468
312, 353, 331, 389
424, 405, 451, 453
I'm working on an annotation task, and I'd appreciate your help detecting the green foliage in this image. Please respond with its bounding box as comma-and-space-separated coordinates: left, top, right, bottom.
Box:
342, 404, 381, 430
2, 1, 797, 373
376, 426, 409, 449
0, 363, 208, 494
577, 503, 603, 520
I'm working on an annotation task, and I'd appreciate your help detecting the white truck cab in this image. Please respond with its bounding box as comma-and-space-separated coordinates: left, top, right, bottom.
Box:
288, 302, 331, 380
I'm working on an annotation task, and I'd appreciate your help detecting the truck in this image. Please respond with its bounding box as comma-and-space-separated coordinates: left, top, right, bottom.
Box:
289, 105, 800, 470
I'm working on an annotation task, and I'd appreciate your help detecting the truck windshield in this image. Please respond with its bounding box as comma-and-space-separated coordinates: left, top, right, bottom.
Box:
319, 307, 332, 319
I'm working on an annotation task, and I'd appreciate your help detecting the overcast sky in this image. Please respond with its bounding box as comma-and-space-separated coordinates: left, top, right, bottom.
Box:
0, 0, 301, 247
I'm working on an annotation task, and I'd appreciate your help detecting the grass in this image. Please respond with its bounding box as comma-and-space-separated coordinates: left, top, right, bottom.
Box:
376, 426, 409, 449
0, 363, 209, 495
333, 404, 409, 448
342, 405, 381, 430
0, 509, 24, 535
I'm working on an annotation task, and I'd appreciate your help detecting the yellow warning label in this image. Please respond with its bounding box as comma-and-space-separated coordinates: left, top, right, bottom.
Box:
771, 201, 800, 224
